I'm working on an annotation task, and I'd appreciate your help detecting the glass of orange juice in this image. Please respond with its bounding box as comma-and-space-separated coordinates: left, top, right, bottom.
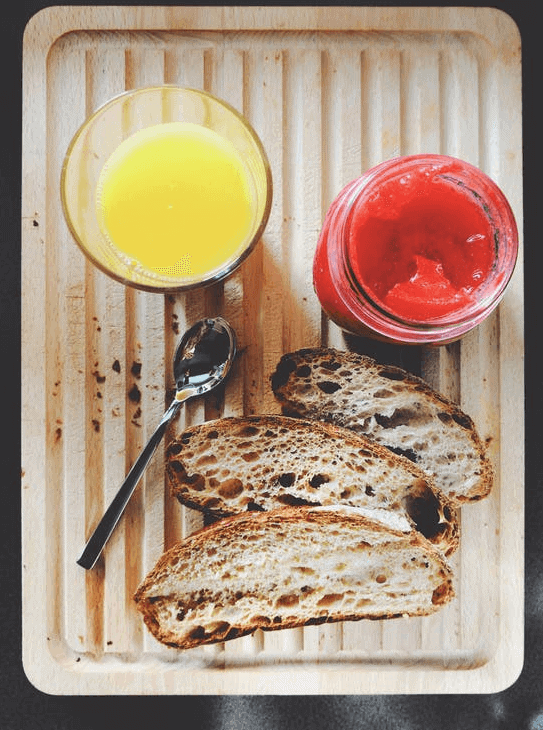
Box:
61, 86, 272, 291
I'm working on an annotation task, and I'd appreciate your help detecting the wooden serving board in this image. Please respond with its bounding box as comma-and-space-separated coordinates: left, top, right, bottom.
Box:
21, 6, 524, 695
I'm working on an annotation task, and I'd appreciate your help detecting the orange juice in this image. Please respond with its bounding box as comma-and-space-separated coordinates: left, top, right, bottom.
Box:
96, 121, 255, 277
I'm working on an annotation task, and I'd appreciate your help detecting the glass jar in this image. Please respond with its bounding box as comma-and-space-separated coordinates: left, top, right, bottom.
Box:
313, 154, 518, 345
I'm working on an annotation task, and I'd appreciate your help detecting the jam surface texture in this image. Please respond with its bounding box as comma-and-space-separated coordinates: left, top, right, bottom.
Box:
347, 161, 495, 322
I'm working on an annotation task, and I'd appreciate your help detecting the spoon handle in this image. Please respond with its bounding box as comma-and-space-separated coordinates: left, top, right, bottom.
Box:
76, 398, 182, 570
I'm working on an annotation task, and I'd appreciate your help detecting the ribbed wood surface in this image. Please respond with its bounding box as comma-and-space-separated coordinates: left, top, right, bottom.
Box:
21, 7, 523, 694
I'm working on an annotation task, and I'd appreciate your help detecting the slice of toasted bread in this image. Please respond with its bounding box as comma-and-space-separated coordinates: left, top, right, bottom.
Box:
166, 414, 458, 555
271, 348, 493, 504
134, 506, 455, 650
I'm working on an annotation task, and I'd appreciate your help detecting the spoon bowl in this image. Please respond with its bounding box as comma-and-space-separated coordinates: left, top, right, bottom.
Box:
174, 317, 236, 398
77, 316, 236, 569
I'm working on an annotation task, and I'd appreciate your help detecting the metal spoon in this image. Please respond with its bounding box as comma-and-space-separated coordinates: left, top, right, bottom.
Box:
76, 316, 236, 569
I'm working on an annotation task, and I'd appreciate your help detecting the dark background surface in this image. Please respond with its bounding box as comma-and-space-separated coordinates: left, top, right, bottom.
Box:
5, 1, 541, 728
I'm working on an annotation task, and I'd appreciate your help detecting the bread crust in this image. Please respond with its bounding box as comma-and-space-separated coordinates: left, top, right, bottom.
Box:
134, 506, 455, 650
271, 348, 493, 503
166, 414, 459, 555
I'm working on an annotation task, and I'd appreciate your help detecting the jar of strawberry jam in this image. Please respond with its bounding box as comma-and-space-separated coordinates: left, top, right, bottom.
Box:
313, 154, 518, 344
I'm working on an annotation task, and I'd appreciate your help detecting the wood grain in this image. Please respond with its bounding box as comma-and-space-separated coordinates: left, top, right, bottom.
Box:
21, 6, 523, 695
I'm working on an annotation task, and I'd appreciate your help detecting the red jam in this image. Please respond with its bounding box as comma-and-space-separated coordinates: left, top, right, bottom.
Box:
313, 155, 518, 344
